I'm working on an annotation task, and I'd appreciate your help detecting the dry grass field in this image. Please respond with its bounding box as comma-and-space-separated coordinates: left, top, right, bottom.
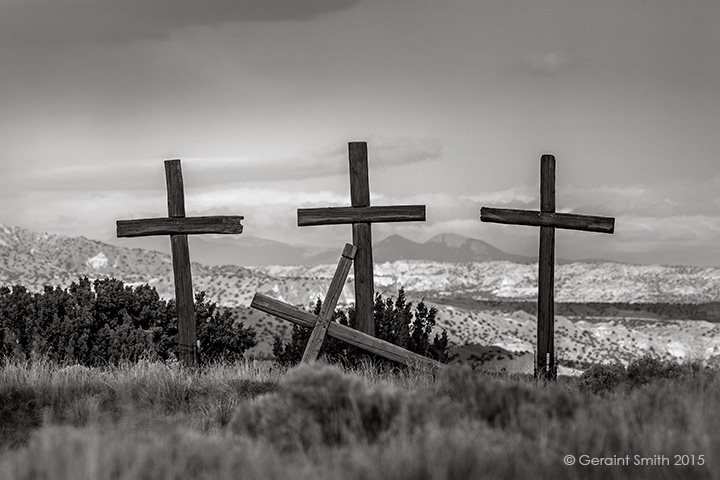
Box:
0, 357, 718, 480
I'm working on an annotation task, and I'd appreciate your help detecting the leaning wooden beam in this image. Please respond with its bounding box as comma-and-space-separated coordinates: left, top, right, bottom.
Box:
480, 208, 614, 234
297, 205, 426, 226
251, 293, 445, 370
117, 216, 244, 237
301, 243, 357, 363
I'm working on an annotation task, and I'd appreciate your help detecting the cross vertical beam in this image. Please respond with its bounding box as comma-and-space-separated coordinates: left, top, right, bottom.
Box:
297, 142, 426, 337
480, 154, 615, 380
538, 155, 556, 379
349, 143, 374, 336
165, 160, 197, 368
117, 159, 244, 367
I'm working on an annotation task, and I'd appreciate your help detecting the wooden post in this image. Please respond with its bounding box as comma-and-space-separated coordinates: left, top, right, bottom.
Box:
349, 143, 375, 337
297, 142, 426, 337
480, 154, 615, 380
165, 161, 197, 368
117, 159, 244, 367
302, 243, 357, 363
538, 155, 555, 379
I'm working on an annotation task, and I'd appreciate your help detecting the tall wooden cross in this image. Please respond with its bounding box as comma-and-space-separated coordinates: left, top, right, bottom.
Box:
116, 159, 244, 367
480, 154, 615, 380
297, 142, 426, 336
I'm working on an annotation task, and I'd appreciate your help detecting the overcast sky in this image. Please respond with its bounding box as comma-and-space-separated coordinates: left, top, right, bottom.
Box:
1, 0, 719, 266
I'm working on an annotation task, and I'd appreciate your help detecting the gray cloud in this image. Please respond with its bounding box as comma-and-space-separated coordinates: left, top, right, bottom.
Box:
1, 137, 442, 193
0, 0, 362, 46
567, 177, 720, 218
188, 137, 443, 184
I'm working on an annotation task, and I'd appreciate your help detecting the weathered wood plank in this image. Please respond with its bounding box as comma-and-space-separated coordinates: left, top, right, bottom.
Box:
537, 155, 556, 378
302, 243, 357, 363
348, 141, 374, 338
480, 208, 614, 234
170, 234, 197, 366
252, 293, 445, 370
349, 142, 370, 207
165, 159, 186, 218
537, 226, 555, 376
297, 206, 426, 226
353, 223, 375, 336
540, 154, 555, 213
117, 216, 244, 238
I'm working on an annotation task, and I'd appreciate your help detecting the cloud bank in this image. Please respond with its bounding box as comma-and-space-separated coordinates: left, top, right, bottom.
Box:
0, 0, 362, 46
0, 137, 442, 193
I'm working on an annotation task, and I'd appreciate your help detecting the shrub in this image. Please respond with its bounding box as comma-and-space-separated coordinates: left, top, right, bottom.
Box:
0, 277, 256, 366
438, 365, 579, 429
195, 291, 257, 364
626, 355, 684, 387
578, 357, 702, 394
272, 287, 449, 368
228, 363, 440, 450
578, 362, 627, 394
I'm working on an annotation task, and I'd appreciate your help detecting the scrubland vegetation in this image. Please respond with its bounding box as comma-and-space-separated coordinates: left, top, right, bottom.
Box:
1, 278, 717, 478
0, 355, 718, 480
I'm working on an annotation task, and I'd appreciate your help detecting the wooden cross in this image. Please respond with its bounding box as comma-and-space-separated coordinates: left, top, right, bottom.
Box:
251, 244, 444, 370
480, 154, 615, 380
297, 142, 426, 337
116, 159, 244, 367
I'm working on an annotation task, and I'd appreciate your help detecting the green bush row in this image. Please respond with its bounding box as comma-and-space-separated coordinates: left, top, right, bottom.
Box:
0, 277, 256, 366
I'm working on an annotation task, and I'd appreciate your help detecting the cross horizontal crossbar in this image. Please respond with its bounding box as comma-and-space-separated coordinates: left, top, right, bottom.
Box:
481, 207, 614, 234
297, 205, 426, 227
117, 216, 244, 238
251, 293, 445, 370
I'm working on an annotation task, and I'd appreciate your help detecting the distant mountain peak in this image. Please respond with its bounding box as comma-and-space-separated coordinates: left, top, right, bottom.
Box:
427, 232, 471, 248
377, 234, 422, 245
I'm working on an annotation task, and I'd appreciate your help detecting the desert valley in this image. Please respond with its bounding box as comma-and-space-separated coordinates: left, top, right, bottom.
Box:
2, 222, 719, 373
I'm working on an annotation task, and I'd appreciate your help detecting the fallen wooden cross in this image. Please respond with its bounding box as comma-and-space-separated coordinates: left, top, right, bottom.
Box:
302, 243, 357, 363
297, 142, 426, 337
481, 154, 615, 380
116, 159, 244, 367
251, 244, 444, 370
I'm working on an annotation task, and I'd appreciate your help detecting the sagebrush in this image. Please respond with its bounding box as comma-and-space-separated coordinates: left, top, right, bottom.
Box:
2, 359, 718, 480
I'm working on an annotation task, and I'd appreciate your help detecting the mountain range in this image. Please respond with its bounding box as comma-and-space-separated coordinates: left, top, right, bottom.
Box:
110, 231, 539, 267
3, 221, 720, 306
